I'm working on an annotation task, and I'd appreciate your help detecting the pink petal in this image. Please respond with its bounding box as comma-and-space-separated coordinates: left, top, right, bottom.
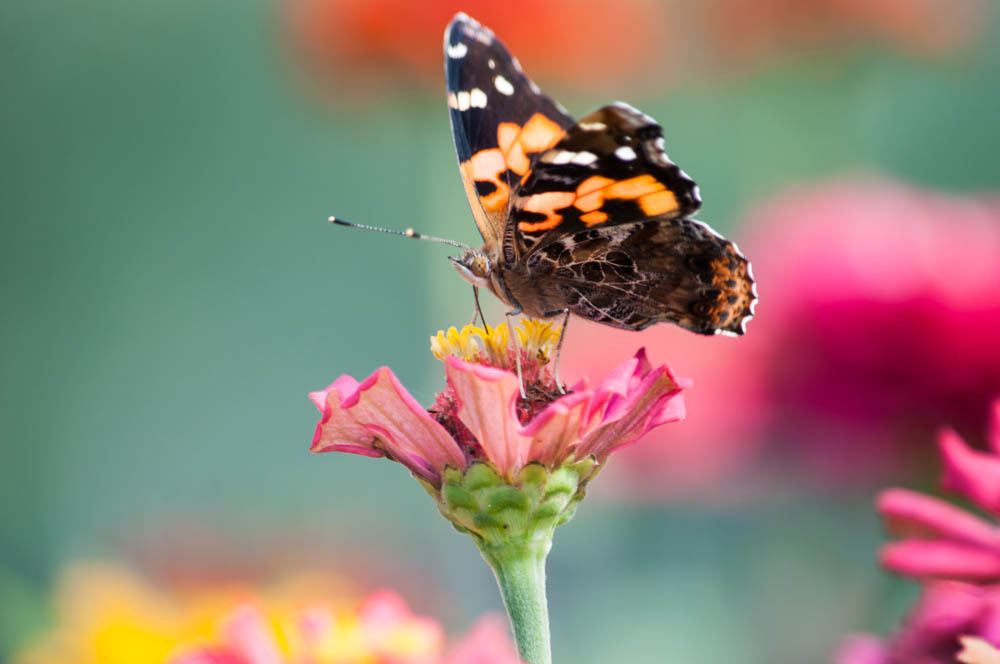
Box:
832, 634, 888, 664
977, 587, 1000, 644
891, 581, 988, 656
358, 589, 412, 625
877, 488, 1000, 550
445, 357, 527, 478
311, 368, 466, 484
519, 390, 592, 466
939, 428, 1000, 515
358, 590, 444, 653
223, 605, 284, 664
880, 540, 1000, 581
577, 361, 688, 460
585, 350, 646, 429
990, 398, 1000, 455
444, 615, 522, 664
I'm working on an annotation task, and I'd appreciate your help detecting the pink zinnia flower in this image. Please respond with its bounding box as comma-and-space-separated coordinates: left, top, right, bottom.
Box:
309, 319, 689, 664
310, 321, 689, 489
878, 398, 1000, 582
834, 581, 1000, 664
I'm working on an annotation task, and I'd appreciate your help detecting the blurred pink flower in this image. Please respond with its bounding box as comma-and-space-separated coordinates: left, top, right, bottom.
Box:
310, 322, 689, 486
834, 581, 1000, 664
442, 616, 522, 664
749, 178, 1000, 481
562, 178, 1000, 496
879, 399, 1000, 581
171, 589, 518, 664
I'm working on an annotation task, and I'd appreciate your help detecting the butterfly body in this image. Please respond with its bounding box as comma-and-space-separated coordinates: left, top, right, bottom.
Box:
446, 14, 756, 336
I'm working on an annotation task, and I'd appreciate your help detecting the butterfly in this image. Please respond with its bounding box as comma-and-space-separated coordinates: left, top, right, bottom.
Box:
442, 12, 756, 338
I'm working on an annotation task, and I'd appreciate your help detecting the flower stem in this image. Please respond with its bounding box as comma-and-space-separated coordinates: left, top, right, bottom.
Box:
479, 541, 552, 664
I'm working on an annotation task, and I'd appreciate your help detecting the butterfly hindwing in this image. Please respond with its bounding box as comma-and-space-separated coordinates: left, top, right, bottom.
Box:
508, 102, 702, 258
523, 217, 756, 335
444, 13, 574, 248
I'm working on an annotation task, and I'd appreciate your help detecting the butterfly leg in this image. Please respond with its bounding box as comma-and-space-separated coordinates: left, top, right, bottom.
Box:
470, 286, 489, 331
505, 308, 527, 399
550, 308, 571, 394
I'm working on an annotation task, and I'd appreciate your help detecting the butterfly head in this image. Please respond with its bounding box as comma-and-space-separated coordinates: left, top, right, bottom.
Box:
449, 249, 492, 287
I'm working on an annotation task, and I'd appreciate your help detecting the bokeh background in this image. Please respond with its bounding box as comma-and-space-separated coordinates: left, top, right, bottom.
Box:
3, 0, 1000, 662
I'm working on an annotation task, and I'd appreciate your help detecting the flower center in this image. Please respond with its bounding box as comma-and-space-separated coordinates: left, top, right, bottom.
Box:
429, 320, 568, 447
430, 319, 562, 373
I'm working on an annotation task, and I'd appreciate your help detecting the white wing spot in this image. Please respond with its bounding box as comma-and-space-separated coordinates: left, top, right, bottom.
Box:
578, 121, 606, 131
551, 151, 576, 164
447, 92, 458, 109
488, 59, 496, 69
447, 42, 468, 58
572, 151, 598, 166
469, 88, 488, 108
494, 75, 514, 96
456, 90, 471, 111
615, 146, 637, 161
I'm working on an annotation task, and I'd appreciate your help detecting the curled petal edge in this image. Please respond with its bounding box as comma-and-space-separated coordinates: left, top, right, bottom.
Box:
880, 539, 1000, 581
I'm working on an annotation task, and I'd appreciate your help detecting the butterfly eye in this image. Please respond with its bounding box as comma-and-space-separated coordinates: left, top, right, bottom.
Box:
471, 255, 491, 277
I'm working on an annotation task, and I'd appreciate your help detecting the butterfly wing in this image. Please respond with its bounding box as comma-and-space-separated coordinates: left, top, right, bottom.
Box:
507, 102, 754, 335
444, 13, 574, 249
524, 218, 757, 335
507, 102, 703, 258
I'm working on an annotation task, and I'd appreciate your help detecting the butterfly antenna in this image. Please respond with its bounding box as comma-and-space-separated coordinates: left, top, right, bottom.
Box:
329, 217, 471, 250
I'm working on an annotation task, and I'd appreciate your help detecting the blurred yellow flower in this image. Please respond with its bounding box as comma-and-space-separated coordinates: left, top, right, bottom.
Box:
15, 562, 517, 664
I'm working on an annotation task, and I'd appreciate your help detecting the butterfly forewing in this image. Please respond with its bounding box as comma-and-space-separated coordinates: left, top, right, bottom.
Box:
508, 103, 702, 258
439, 13, 757, 337
444, 13, 574, 248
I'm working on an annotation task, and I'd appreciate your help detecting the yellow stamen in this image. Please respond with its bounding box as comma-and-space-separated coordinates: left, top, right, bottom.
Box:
515, 319, 561, 365
431, 319, 562, 369
430, 326, 482, 363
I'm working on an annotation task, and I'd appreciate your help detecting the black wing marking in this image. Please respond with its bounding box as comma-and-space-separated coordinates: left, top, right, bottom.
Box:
509, 102, 702, 257
444, 13, 574, 245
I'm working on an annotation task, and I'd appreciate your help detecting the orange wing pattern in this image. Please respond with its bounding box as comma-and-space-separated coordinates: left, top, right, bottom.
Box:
445, 14, 573, 248
509, 103, 701, 257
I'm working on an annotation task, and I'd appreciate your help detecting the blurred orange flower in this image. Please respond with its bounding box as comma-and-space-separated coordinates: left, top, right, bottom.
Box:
282, 0, 671, 96
689, 0, 989, 68
14, 562, 517, 664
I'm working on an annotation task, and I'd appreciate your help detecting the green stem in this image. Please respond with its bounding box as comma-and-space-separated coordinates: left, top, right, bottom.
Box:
479, 541, 552, 664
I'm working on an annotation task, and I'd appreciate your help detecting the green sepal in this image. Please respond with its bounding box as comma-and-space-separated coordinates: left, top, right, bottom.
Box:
430, 456, 599, 550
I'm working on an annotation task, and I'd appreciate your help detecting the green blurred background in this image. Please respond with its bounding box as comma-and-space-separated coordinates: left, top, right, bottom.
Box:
2, 0, 999, 661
